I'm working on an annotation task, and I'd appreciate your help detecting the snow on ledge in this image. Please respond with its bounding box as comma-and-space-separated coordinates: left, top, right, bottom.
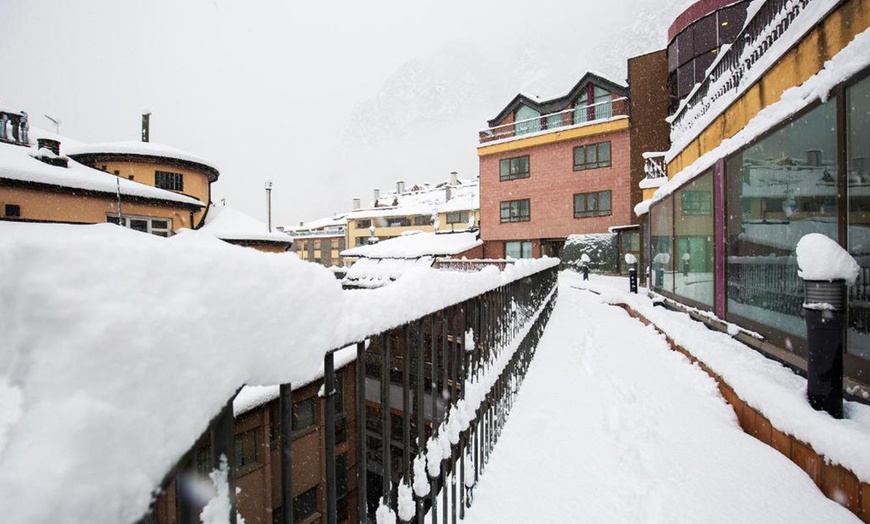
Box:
0, 222, 557, 523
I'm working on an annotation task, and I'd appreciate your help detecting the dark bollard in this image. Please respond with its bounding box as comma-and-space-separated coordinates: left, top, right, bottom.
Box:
803, 279, 845, 419
582, 264, 589, 281
629, 264, 638, 294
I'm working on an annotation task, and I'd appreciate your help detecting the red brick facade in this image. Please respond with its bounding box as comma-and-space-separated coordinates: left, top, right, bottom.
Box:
479, 128, 632, 258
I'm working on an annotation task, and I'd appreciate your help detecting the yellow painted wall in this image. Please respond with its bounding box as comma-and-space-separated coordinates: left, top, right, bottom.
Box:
667, 0, 870, 176
478, 118, 629, 157
78, 159, 211, 227
0, 185, 196, 230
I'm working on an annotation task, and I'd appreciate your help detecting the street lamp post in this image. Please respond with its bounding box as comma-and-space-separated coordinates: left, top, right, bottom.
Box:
265, 179, 273, 232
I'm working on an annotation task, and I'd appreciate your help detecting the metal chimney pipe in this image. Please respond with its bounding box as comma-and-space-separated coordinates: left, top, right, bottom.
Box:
352, 198, 361, 210
141, 111, 151, 143
397, 180, 405, 194
373, 188, 380, 202
450, 171, 458, 185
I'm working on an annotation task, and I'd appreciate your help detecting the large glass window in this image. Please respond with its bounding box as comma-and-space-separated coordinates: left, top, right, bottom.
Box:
574, 191, 611, 218
574, 91, 589, 124
515, 105, 541, 135
847, 75, 870, 360
674, 171, 714, 307
593, 86, 612, 120
650, 196, 674, 293
573, 142, 611, 171
726, 101, 838, 344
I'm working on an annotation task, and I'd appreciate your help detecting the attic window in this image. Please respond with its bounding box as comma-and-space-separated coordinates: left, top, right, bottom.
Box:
5, 204, 21, 217
155, 170, 184, 192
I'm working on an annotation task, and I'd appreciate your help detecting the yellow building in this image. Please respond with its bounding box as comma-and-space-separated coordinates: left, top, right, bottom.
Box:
345, 175, 480, 251
282, 215, 347, 266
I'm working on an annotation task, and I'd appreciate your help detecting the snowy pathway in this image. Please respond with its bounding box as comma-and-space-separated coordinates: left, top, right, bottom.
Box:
462, 272, 858, 523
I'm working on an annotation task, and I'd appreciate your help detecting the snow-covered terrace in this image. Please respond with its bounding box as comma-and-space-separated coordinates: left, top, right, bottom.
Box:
0, 222, 556, 523
346, 178, 479, 221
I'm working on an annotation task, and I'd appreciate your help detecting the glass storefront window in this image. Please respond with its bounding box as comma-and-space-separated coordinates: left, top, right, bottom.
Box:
650, 196, 674, 293
725, 101, 838, 345
674, 170, 714, 307
847, 75, 870, 360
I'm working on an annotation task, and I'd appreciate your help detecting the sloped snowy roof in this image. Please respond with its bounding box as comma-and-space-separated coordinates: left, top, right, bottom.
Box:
199, 205, 292, 244
341, 230, 481, 259
66, 140, 220, 175
347, 179, 479, 220
0, 141, 204, 207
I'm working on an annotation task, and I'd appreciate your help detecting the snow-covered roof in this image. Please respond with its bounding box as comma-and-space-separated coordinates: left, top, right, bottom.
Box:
341, 230, 481, 259
0, 141, 204, 207
66, 140, 220, 175
199, 205, 292, 244
347, 178, 479, 220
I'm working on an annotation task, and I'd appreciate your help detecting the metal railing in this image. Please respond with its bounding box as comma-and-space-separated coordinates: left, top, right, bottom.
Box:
0, 109, 30, 146
670, 0, 814, 144
434, 258, 516, 272
147, 263, 559, 524
643, 153, 668, 180
479, 97, 628, 144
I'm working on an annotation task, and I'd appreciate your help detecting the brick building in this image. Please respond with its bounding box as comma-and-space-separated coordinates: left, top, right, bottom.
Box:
477, 72, 635, 260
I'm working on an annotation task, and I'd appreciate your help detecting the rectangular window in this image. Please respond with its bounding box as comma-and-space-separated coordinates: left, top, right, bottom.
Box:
413, 215, 429, 226
680, 190, 712, 215
573, 191, 612, 218
505, 241, 532, 259
847, 74, 870, 360
573, 142, 611, 171
154, 170, 184, 192
293, 487, 318, 523
386, 217, 411, 227
106, 215, 172, 237
234, 428, 260, 468
357, 219, 372, 229
336, 453, 348, 498
293, 397, 316, 435
4, 204, 21, 217
499, 156, 530, 181
446, 211, 468, 224
500, 199, 530, 223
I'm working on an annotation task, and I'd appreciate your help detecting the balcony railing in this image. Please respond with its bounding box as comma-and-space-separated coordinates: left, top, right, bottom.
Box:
643, 152, 668, 180
479, 97, 628, 144
669, 0, 816, 145
434, 258, 516, 272
0, 109, 30, 147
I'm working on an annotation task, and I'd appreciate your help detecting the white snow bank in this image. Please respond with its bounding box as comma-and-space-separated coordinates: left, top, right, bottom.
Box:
796, 233, 860, 284
575, 273, 870, 483
0, 221, 557, 524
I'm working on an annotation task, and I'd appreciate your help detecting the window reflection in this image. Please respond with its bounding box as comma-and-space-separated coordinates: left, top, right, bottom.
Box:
847, 75, 870, 359
650, 196, 674, 293
726, 101, 838, 343
674, 171, 714, 306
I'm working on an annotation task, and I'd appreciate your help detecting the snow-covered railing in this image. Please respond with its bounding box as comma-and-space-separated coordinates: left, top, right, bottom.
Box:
669, 0, 815, 146
643, 152, 668, 180
434, 258, 516, 272
0, 108, 29, 146
479, 97, 628, 144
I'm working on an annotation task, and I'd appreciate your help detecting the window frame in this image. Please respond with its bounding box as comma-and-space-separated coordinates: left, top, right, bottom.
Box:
234, 428, 261, 470
499, 199, 530, 223
106, 214, 172, 236
499, 155, 530, 181
154, 170, 184, 192
292, 396, 316, 437
573, 142, 611, 171
446, 210, 469, 224
573, 190, 612, 219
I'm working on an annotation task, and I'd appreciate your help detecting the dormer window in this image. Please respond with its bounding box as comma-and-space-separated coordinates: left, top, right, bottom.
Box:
515, 105, 541, 136
575, 86, 613, 123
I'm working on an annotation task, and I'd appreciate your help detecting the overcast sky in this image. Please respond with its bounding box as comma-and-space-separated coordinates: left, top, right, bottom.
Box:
1, 0, 685, 226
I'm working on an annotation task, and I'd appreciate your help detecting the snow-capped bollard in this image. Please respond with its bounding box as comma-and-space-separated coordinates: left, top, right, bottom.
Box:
625, 254, 638, 294
796, 234, 860, 419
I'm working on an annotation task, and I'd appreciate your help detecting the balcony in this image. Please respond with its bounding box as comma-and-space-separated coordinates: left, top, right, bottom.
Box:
0, 109, 30, 147
479, 97, 628, 145
643, 152, 668, 180
669, 0, 816, 146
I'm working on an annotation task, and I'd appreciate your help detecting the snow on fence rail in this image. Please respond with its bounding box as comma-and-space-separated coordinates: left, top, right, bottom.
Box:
0, 222, 559, 524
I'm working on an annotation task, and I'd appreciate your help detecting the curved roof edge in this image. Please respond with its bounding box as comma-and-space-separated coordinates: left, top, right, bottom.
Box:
66, 141, 220, 182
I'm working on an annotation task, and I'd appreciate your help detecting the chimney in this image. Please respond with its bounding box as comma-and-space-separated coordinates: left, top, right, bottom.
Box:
299, 221, 304, 227
445, 186, 452, 201
352, 198, 361, 210
141, 111, 151, 143
37, 138, 60, 156
35, 138, 68, 168
450, 171, 458, 185
397, 180, 405, 194
374, 188, 380, 202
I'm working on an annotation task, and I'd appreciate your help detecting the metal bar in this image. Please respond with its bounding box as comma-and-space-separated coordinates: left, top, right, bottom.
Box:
430, 314, 438, 524
212, 399, 237, 524
403, 324, 411, 482
415, 319, 426, 524
324, 350, 337, 524
356, 342, 367, 524
280, 384, 293, 524
382, 333, 392, 501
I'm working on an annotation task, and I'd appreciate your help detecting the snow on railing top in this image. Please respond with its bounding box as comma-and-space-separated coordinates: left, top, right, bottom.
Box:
478, 97, 628, 145
0, 221, 558, 524
668, 0, 839, 159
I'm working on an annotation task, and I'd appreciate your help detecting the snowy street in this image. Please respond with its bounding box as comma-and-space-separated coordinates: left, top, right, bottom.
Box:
461, 271, 859, 523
